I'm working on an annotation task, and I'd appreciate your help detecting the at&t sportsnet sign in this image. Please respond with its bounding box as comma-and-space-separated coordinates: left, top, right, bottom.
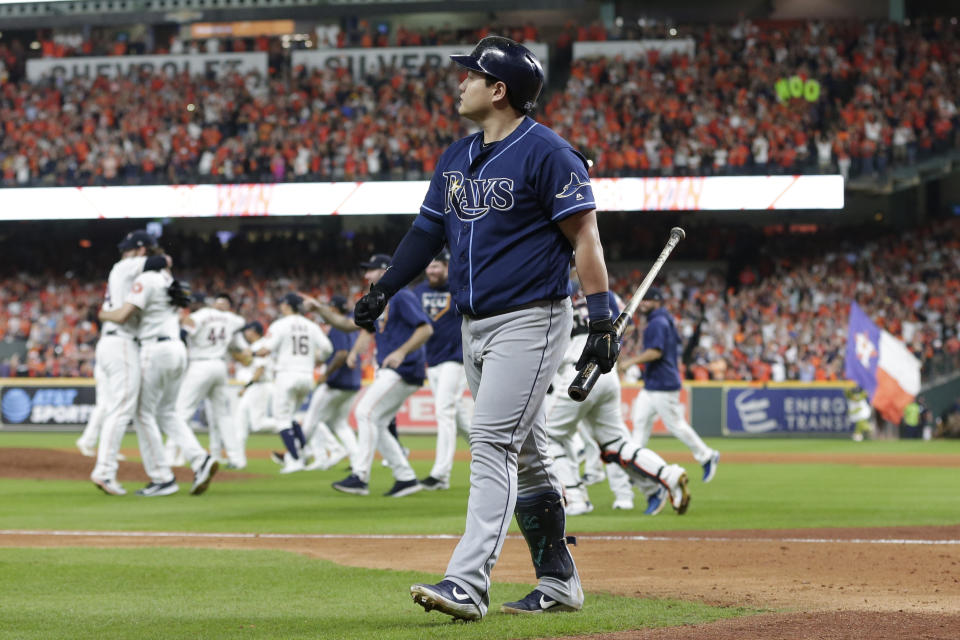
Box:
0, 384, 96, 430
723, 386, 852, 435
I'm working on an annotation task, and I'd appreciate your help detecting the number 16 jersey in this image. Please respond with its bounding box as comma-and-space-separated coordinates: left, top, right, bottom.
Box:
262, 314, 333, 375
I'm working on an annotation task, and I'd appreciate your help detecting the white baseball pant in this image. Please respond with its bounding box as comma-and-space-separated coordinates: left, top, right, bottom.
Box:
352, 368, 419, 484
302, 384, 359, 469
77, 357, 107, 453
631, 388, 715, 464
236, 381, 273, 438
545, 369, 664, 501
271, 371, 314, 430
577, 424, 634, 504
175, 360, 243, 467
135, 340, 187, 483
426, 360, 472, 483
91, 335, 140, 483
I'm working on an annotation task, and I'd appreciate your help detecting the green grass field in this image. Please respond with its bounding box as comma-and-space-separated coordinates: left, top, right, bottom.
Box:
1, 432, 958, 639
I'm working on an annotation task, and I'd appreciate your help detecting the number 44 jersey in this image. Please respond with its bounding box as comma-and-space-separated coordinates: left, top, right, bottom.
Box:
261, 313, 333, 375
185, 307, 247, 361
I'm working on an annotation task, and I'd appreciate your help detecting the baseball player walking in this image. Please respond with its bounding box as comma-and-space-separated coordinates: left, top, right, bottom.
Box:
351, 37, 612, 620
89, 230, 166, 496
620, 288, 720, 483
98, 260, 219, 496
545, 284, 690, 517
412, 250, 472, 490
173, 293, 247, 468
331, 254, 432, 498
256, 293, 333, 473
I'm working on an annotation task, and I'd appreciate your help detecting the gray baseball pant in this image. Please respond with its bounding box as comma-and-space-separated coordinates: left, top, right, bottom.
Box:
444, 298, 581, 616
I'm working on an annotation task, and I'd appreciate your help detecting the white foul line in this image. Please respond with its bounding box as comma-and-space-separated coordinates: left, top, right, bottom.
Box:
0, 530, 957, 546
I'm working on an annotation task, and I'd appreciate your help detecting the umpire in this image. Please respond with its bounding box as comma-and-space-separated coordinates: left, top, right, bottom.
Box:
351, 36, 618, 621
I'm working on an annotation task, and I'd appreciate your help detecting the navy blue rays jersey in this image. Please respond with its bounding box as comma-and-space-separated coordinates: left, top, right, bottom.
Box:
412, 280, 463, 366
374, 288, 430, 385
415, 117, 596, 316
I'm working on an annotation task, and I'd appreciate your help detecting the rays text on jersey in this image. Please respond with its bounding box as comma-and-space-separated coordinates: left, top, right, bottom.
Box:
443, 171, 515, 221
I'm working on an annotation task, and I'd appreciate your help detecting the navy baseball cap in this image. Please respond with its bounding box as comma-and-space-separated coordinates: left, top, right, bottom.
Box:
646, 287, 665, 302
432, 249, 451, 264
191, 291, 206, 305
360, 253, 392, 270
117, 230, 158, 251
242, 320, 264, 335
281, 293, 303, 311
329, 294, 349, 314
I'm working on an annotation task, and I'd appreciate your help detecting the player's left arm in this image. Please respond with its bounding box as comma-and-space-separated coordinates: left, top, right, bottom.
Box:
99, 275, 148, 324
98, 302, 138, 324
346, 330, 372, 369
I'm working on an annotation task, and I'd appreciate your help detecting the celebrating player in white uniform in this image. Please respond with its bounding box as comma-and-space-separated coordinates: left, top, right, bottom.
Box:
545, 285, 691, 517
233, 321, 273, 466
621, 288, 720, 484
412, 251, 473, 490
99, 263, 219, 497
257, 293, 333, 473
89, 230, 163, 496
174, 293, 247, 468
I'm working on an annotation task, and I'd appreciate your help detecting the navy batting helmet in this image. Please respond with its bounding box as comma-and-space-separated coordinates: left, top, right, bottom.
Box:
450, 36, 544, 115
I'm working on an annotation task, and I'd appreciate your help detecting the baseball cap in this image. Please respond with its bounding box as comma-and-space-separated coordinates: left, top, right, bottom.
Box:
242, 320, 264, 335
117, 230, 158, 251
646, 287, 665, 302
432, 249, 451, 264
329, 294, 349, 314
359, 253, 392, 270
281, 293, 303, 311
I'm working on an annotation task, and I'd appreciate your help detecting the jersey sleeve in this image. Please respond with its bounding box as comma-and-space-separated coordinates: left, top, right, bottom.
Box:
260, 322, 282, 353
538, 147, 597, 222
125, 274, 150, 310
396, 290, 430, 326
414, 163, 449, 237
227, 313, 247, 350
313, 323, 334, 362
643, 319, 670, 353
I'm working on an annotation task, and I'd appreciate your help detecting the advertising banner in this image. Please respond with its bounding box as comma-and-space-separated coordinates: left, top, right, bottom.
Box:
0, 384, 96, 431
26, 52, 268, 81
292, 43, 549, 78
573, 39, 696, 60
723, 386, 852, 435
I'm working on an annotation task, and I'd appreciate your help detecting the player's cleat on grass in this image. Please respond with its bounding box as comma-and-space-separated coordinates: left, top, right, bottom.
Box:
612, 497, 635, 511
668, 470, 690, 515
501, 589, 581, 615
565, 500, 594, 516
702, 451, 720, 483
190, 455, 219, 495
270, 451, 286, 465
279, 453, 306, 474
92, 476, 126, 496
136, 478, 179, 497
411, 580, 481, 621
332, 474, 369, 496
419, 476, 449, 491
384, 479, 423, 498
643, 487, 667, 516
76, 439, 96, 457
225, 462, 246, 470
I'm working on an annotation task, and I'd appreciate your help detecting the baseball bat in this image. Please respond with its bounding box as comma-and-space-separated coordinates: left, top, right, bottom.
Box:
567, 226, 686, 402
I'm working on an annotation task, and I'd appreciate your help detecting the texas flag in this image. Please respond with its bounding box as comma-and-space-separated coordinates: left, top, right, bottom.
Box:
844, 302, 921, 423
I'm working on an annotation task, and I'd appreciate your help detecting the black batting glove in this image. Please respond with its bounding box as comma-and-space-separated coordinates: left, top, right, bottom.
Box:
353, 283, 389, 332
576, 318, 621, 374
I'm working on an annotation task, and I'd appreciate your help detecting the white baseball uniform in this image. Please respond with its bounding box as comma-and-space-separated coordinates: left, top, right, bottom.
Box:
124, 270, 206, 483
260, 313, 333, 432
175, 307, 246, 466
90, 255, 146, 485
234, 337, 275, 456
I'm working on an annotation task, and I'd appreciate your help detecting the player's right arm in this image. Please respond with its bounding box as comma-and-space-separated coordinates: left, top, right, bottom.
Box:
346, 330, 373, 369
353, 158, 451, 330
256, 321, 283, 357
99, 273, 149, 323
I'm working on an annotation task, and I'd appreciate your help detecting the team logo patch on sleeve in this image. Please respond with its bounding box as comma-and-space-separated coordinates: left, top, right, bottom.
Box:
555, 173, 591, 200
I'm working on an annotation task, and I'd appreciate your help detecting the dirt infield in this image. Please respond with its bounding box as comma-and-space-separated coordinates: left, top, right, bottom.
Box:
1, 448, 958, 639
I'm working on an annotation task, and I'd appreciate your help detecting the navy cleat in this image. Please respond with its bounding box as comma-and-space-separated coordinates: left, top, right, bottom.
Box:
135, 478, 179, 497
702, 451, 720, 483
501, 589, 580, 615
332, 474, 369, 496
644, 487, 667, 516
410, 580, 481, 621
384, 479, 422, 498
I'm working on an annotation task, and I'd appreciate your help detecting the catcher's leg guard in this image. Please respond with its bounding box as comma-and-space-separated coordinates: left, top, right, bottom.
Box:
515, 491, 576, 581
